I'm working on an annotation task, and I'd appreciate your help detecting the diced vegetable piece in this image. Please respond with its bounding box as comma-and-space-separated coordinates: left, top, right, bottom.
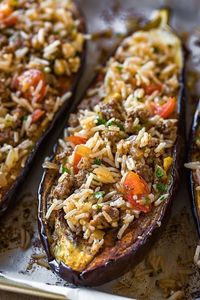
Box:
67, 135, 87, 146
143, 83, 162, 95
0, 2, 17, 27
163, 156, 173, 171
156, 183, 167, 193
96, 117, 107, 125
61, 165, 71, 174
126, 194, 151, 213
93, 158, 102, 165
16, 69, 46, 102
155, 166, 165, 178
31, 109, 45, 123
73, 145, 91, 174
155, 97, 176, 119
93, 166, 115, 184
123, 171, 150, 196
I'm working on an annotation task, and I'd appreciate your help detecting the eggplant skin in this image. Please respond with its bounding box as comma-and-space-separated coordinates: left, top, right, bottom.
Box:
38, 13, 186, 287
188, 101, 200, 236
0, 2, 86, 217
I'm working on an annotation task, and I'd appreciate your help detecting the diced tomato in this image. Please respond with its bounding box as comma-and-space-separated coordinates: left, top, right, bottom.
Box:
143, 83, 162, 95
154, 97, 176, 119
73, 145, 91, 174
3, 14, 17, 26
123, 171, 151, 213
16, 69, 46, 102
123, 171, 150, 196
126, 194, 151, 213
31, 109, 45, 124
0, 2, 17, 27
0, 3, 12, 19
67, 135, 87, 146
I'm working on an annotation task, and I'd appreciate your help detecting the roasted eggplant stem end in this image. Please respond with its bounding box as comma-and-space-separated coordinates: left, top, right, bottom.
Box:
38, 8, 185, 286
0, 1, 87, 217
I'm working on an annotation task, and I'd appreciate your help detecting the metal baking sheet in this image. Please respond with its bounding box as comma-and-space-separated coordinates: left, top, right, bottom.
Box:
0, 0, 200, 299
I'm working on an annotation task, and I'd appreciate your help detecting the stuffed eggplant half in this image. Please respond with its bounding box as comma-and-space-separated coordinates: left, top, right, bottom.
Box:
0, 0, 86, 214
186, 101, 200, 236
39, 10, 185, 286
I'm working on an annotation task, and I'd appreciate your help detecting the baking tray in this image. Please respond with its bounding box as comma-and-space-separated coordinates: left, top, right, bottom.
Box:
0, 0, 200, 299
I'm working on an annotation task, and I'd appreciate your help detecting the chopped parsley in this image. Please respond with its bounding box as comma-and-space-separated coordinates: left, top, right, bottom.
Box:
107, 119, 124, 131
156, 166, 165, 178
93, 158, 102, 165
96, 117, 107, 125
94, 191, 105, 199
61, 165, 71, 174
156, 183, 167, 193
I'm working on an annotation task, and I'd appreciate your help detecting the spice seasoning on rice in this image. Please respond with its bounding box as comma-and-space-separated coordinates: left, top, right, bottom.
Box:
45, 23, 182, 271
0, 0, 85, 202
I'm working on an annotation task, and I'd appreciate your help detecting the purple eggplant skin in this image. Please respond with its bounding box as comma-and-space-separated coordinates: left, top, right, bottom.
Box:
188, 100, 200, 237
0, 2, 87, 217
38, 14, 186, 287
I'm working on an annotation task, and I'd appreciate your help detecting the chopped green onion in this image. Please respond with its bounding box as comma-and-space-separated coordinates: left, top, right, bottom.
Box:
93, 158, 102, 165
61, 165, 71, 174
107, 119, 124, 131
23, 115, 28, 121
96, 117, 107, 125
116, 65, 123, 72
156, 166, 165, 178
94, 191, 105, 199
156, 183, 167, 193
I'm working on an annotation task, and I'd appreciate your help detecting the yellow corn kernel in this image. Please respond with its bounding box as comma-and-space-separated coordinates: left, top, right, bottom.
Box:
54, 59, 66, 76
163, 156, 173, 171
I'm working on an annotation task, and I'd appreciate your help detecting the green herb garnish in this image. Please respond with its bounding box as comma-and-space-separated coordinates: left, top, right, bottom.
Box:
107, 119, 124, 131
61, 165, 71, 174
116, 65, 123, 72
23, 115, 28, 121
93, 158, 102, 165
156, 183, 167, 193
94, 191, 105, 199
156, 166, 165, 178
96, 117, 107, 125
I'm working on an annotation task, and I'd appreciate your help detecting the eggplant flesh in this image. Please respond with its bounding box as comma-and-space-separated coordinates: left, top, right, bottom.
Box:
0, 0, 86, 216
187, 101, 200, 236
38, 9, 185, 286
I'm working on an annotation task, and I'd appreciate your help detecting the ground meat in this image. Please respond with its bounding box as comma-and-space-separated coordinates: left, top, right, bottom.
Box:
124, 116, 134, 133
153, 119, 177, 141
53, 174, 74, 199
102, 205, 119, 223
98, 101, 123, 121
90, 212, 110, 229
101, 130, 124, 144
136, 164, 154, 183
127, 106, 150, 122
11, 107, 26, 124
0, 129, 14, 145
74, 169, 88, 189
68, 113, 79, 127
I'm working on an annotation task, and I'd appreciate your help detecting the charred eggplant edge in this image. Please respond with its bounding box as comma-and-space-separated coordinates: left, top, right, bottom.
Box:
0, 1, 87, 216
38, 9, 186, 286
188, 100, 200, 236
